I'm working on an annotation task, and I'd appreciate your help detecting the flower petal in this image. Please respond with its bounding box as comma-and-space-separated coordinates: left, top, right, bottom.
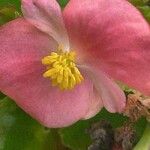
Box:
83, 87, 103, 119
22, 0, 69, 50
0, 18, 100, 127
63, 0, 150, 95
80, 66, 126, 113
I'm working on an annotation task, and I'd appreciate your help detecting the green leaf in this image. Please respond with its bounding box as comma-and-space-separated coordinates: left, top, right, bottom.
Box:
138, 6, 150, 22
133, 123, 150, 150
57, 0, 69, 8
0, 92, 6, 100
130, 0, 150, 22
59, 109, 127, 150
0, 0, 21, 12
0, 97, 66, 150
130, 0, 146, 6
134, 117, 147, 140
0, 6, 21, 25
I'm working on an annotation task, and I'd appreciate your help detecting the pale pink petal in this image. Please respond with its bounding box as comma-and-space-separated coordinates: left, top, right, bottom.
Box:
22, 0, 69, 50
80, 66, 126, 113
0, 18, 100, 127
63, 0, 150, 96
83, 87, 103, 119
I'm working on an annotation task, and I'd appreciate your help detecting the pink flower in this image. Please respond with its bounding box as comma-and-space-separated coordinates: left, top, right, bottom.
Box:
0, 0, 149, 128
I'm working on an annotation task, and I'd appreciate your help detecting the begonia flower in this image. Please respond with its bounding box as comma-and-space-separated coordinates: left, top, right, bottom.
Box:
0, 0, 149, 128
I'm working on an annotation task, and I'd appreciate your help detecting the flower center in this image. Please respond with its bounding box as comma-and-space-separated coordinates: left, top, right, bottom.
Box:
42, 46, 84, 90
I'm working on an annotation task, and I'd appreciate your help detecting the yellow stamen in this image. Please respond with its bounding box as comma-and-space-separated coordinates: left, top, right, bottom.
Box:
42, 46, 84, 90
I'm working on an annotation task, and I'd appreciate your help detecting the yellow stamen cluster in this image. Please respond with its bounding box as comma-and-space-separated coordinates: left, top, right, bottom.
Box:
42, 48, 84, 90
